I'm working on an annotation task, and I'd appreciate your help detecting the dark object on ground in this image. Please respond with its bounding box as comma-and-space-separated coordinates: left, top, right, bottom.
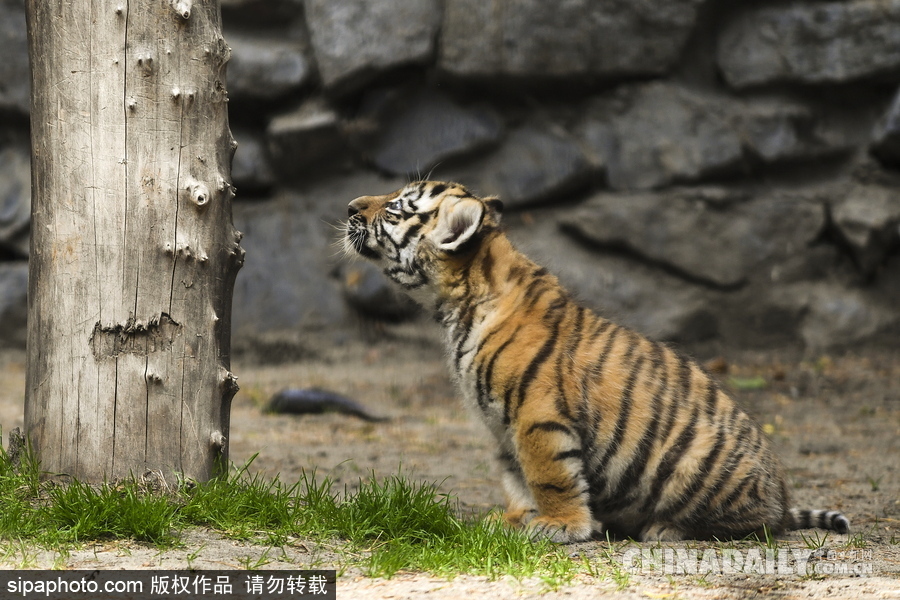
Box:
267, 388, 388, 422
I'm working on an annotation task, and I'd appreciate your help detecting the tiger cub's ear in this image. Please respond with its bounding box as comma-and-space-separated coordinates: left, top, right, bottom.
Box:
429, 197, 485, 253
484, 197, 503, 224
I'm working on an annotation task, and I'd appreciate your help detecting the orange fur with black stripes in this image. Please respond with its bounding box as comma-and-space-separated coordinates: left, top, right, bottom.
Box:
343, 181, 850, 542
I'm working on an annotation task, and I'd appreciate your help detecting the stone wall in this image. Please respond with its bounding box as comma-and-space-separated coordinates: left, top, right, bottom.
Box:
1, 0, 899, 351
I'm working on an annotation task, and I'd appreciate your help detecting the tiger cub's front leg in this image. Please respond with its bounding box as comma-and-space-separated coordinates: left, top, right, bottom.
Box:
512, 419, 594, 543
497, 460, 538, 528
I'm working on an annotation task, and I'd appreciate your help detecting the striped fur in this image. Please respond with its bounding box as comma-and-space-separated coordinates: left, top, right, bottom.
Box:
343, 181, 850, 542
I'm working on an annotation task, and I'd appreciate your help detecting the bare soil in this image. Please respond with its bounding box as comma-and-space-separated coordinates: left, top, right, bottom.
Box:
1, 323, 898, 599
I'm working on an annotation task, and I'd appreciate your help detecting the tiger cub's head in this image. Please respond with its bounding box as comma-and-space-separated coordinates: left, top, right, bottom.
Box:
344, 181, 503, 297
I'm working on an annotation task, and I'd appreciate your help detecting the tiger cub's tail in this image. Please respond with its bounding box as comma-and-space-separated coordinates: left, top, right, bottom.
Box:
788, 508, 850, 534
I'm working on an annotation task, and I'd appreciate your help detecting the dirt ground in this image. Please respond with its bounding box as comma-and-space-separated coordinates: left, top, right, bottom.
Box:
0, 323, 898, 599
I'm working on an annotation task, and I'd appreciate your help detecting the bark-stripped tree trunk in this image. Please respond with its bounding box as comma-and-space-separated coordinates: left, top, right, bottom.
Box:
25, 0, 243, 483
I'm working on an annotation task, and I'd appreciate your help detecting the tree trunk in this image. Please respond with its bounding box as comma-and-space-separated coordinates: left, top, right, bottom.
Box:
25, 0, 243, 484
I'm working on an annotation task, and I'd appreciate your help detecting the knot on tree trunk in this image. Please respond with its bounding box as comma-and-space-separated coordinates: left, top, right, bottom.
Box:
89, 313, 183, 360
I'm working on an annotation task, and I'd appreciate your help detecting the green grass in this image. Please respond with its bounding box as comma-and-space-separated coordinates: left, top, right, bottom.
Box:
181, 464, 576, 580
727, 376, 767, 391
867, 475, 882, 492
0, 442, 579, 582
799, 530, 829, 550
42, 478, 180, 545
0, 439, 180, 547
321, 476, 568, 579
179, 460, 307, 545
2, 438, 883, 585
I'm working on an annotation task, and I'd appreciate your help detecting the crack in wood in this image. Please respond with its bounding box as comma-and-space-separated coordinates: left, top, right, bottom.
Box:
90, 313, 183, 360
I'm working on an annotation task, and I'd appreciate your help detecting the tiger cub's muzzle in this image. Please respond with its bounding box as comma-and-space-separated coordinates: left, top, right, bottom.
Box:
346, 211, 379, 259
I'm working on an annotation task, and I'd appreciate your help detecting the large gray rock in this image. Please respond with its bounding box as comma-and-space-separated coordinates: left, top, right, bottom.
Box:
770, 283, 899, 350
768, 244, 846, 287
445, 123, 592, 208
578, 84, 852, 189
0, 261, 27, 348
233, 194, 345, 336
232, 173, 407, 336
507, 214, 719, 343
439, 0, 706, 80
227, 34, 312, 102
830, 183, 900, 275
340, 261, 418, 322
266, 99, 355, 181
0, 1, 29, 114
870, 89, 900, 168
221, 0, 303, 24
715, 272, 898, 350
304, 0, 441, 94
561, 190, 827, 288
716, 285, 810, 349
577, 83, 743, 190
231, 128, 276, 193
734, 99, 849, 164
718, 0, 900, 89
0, 143, 30, 257
874, 254, 900, 312
354, 88, 503, 177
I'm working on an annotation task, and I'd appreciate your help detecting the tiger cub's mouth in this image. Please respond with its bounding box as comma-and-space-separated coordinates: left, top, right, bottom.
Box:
346, 216, 380, 260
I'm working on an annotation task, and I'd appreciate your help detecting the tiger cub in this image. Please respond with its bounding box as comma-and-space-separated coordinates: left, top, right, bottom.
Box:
343, 180, 850, 542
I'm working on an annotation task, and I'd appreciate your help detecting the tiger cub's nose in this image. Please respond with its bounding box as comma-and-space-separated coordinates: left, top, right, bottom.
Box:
348, 197, 369, 218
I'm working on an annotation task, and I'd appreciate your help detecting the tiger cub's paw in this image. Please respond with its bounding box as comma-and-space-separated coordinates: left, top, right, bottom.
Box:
501, 508, 537, 528
639, 523, 687, 542
525, 516, 593, 544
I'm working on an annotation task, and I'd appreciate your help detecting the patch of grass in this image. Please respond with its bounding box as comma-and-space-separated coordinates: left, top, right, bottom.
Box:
42, 478, 180, 545
728, 376, 767, 391
180, 457, 305, 545
237, 547, 274, 570
867, 475, 882, 492
581, 536, 633, 591
0, 441, 577, 582
799, 530, 829, 550
291, 473, 575, 581
842, 527, 873, 549
0, 444, 180, 549
762, 524, 778, 551
185, 543, 206, 569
